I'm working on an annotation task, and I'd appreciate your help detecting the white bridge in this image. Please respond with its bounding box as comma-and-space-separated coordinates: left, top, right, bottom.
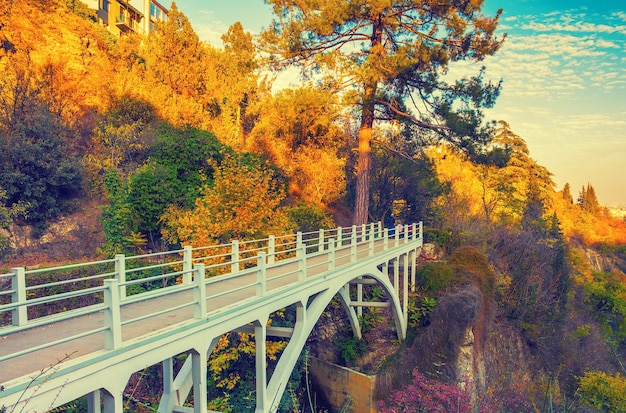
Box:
0, 222, 423, 412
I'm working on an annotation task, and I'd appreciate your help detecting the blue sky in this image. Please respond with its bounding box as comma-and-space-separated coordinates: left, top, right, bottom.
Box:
176, 1, 626, 207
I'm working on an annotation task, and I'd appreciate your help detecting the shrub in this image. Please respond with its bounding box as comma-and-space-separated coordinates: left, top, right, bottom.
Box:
287, 201, 335, 232
377, 369, 472, 413
577, 371, 626, 412
337, 336, 367, 366
417, 261, 455, 294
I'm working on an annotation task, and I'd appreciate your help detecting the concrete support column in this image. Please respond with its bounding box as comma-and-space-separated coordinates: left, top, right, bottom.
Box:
403, 253, 409, 326
255, 319, 268, 412
395, 256, 400, 293
102, 389, 122, 413
192, 350, 207, 413
87, 389, 101, 413
162, 357, 174, 398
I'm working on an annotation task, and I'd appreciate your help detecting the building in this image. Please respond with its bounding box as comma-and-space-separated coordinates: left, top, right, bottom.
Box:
83, 0, 168, 36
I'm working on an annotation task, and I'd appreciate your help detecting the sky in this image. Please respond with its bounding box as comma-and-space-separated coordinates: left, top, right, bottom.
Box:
176, 0, 626, 207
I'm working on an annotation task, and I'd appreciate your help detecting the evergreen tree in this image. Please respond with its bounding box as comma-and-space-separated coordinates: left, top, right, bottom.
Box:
261, 0, 504, 224
562, 182, 573, 204
578, 183, 599, 215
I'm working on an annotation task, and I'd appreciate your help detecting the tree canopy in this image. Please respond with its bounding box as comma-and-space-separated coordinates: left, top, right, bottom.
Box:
261, 0, 504, 224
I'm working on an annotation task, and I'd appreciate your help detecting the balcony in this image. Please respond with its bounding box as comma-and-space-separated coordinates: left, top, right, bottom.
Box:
116, 13, 140, 33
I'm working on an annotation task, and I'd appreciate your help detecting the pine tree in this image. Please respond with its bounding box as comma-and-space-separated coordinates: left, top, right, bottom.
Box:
261, 0, 504, 225
577, 183, 599, 215
562, 182, 573, 204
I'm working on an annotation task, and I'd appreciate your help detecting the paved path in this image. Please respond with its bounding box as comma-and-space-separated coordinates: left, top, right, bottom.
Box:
0, 242, 378, 385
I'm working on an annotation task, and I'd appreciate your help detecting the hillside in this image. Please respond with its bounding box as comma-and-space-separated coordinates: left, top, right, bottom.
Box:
1, 1, 626, 412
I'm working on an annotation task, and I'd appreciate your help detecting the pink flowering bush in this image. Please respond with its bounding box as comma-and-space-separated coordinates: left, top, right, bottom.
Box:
377, 369, 473, 413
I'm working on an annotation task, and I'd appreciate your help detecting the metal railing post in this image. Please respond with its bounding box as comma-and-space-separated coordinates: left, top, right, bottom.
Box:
369, 222, 375, 255
231, 240, 240, 273
296, 232, 303, 253
319, 228, 325, 252
11, 267, 27, 326
351, 225, 357, 263
104, 279, 122, 350
256, 252, 267, 296
182, 246, 193, 284
403, 253, 409, 325
384, 228, 389, 250
194, 264, 207, 319
115, 254, 126, 299
395, 225, 400, 244
337, 227, 343, 247
377, 221, 382, 238
328, 238, 335, 271
268, 235, 275, 265
297, 244, 307, 281
419, 221, 423, 240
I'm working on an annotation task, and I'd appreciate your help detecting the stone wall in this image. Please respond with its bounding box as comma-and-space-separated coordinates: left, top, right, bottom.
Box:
309, 357, 377, 413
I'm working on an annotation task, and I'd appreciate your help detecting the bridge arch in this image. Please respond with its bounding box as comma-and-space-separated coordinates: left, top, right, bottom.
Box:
260, 263, 408, 412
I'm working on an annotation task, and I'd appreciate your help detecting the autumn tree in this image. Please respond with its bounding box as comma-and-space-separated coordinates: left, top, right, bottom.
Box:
250, 85, 349, 206
369, 137, 448, 225
162, 154, 293, 247
261, 0, 504, 224
209, 22, 267, 150
0, 55, 82, 232
0, 187, 26, 256
138, 2, 207, 126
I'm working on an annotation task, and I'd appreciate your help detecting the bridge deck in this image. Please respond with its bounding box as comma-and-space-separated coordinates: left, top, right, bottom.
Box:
0, 243, 371, 385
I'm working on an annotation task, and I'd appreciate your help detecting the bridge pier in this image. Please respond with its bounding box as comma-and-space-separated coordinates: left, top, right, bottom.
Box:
191, 350, 208, 413
255, 318, 268, 412
87, 390, 100, 413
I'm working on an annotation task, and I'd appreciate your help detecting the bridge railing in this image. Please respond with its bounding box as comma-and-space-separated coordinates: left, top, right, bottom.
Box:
0, 222, 423, 360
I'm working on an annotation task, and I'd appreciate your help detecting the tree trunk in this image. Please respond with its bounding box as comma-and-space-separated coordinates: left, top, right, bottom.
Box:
354, 84, 376, 226
353, 17, 382, 226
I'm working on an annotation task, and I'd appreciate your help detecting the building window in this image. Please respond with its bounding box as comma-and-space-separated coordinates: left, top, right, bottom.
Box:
102, 0, 109, 11
150, 3, 156, 18
150, 21, 154, 31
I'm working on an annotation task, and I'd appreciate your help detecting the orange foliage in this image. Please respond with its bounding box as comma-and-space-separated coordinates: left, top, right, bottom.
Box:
428, 137, 626, 248
162, 155, 293, 247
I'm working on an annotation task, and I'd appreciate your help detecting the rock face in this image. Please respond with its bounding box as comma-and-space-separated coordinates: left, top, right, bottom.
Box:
583, 247, 615, 273
2, 200, 104, 266
456, 319, 534, 399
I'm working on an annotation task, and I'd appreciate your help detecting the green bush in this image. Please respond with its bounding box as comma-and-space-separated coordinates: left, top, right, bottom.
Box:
577, 371, 626, 412
287, 201, 335, 232
0, 105, 82, 233
417, 262, 455, 294
338, 336, 367, 366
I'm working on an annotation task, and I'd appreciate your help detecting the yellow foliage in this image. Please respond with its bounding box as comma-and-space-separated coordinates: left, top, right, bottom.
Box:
427, 133, 626, 249
577, 371, 626, 412
163, 155, 294, 247
208, 331, 287, 390
293, 146, 346, 206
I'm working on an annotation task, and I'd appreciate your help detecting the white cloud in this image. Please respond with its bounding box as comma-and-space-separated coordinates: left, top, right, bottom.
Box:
612, 11, 626, 22
186, 10, 228, 45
